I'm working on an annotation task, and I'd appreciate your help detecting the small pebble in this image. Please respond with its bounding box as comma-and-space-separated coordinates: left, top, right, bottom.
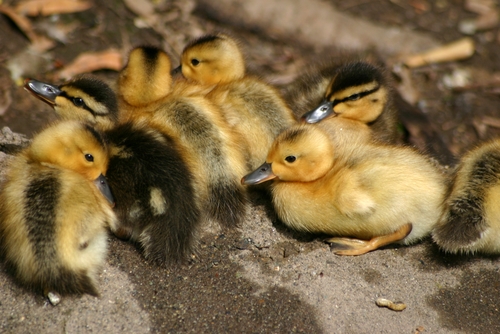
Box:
47, 292, 61, 306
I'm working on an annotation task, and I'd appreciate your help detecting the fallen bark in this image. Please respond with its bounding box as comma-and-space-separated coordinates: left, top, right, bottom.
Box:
196, 0, 440, 56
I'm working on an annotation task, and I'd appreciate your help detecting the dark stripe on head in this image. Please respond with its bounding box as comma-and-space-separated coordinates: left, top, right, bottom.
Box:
84, 123, 107, 148
327, 62, 384, 99
281, 127, 306, 144
62, 77, 118, 120
58, 91, 97, 117
138, 46, 163, 71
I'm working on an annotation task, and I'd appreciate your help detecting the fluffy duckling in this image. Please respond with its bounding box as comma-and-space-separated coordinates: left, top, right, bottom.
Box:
0, 121, 116, 297
25, 76, 119, 130
178, 33, 298, 170
118, 45, 249, 227
242, 123, 447, 255
285, 60, 401, 144
24, 75, 201, 264
433, 139, 500, 254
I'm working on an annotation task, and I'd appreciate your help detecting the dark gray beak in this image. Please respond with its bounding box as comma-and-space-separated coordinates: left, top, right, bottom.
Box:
94, 174, 115, 206
24, 79, 62, 105
241, 162, 277, 185
301, 100, 335, 123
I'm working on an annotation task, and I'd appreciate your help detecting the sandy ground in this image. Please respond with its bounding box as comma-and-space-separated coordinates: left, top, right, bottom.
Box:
0, 139, 499, 333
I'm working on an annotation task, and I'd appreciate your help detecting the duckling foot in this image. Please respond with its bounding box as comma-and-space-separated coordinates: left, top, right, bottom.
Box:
327, 223, 413, 256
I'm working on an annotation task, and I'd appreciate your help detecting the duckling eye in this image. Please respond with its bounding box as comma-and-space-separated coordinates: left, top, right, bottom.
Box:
347, 93, 361, 101
85, 154, 94, 162
285, 156, 296, 163
191, 58, 200, 66
73, 97, 85, 107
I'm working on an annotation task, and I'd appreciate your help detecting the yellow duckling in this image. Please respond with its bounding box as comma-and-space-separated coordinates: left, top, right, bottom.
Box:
242, 123, 447, 255
118, 45, 249, 227
433, 139, 500, 254
24, 75, 202, 265
178, 33, 298, 169
286, 60, 401, 144
0, 121, 116, 298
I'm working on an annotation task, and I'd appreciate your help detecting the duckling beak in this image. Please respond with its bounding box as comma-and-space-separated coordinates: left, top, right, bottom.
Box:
94, 174, 115, 207
241, 162, 277, 185
301, 100, 335, 123
24, 79, 62, 106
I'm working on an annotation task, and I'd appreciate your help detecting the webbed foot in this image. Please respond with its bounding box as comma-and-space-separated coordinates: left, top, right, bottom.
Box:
327, 223, 412, 256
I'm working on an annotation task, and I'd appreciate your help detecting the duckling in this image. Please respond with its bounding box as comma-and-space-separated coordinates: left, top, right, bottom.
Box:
24, 75, 202, 264
178, 33, 298, 170
432, 139, 500, 254
0, 121, 116, 297
25, 76, 119, 130
242, 123, 447, 255
118, 45, 249, 227
285, 60, 401, 144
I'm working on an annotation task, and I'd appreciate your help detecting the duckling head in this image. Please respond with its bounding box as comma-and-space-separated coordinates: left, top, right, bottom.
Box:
242, 125, 334, 185
24, 76, 118, 131
179, 33, 245, 85
118, 46, 173, 107
302, 61, 389, 124
27, 121, 114, 204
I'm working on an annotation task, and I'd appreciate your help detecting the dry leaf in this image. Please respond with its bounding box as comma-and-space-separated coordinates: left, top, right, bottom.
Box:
55, 49, 124, 80
15, 0, 92, 17
0, 4, 56, 51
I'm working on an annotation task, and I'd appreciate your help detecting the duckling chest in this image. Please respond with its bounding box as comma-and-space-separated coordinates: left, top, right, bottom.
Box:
270, 181, 345, 233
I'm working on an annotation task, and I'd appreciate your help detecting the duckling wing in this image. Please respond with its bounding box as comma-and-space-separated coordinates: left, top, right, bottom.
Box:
334, 170, 376, 218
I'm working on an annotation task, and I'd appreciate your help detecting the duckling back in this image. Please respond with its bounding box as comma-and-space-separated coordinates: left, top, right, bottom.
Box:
180, 33, 298, 170
105, 121, 202, 263
433, 139, 500, 254
0, 121, 116, 296
119, 45, 249, 227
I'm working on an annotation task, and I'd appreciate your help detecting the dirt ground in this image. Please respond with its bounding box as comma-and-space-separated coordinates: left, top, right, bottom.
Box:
1, 0, 500, 333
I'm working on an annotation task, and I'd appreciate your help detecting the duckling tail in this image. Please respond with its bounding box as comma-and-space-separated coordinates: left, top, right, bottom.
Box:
433, 149, 500, 252
433, 195, 485, 252
42, 267, 100, 296
209, 182, 247, 227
